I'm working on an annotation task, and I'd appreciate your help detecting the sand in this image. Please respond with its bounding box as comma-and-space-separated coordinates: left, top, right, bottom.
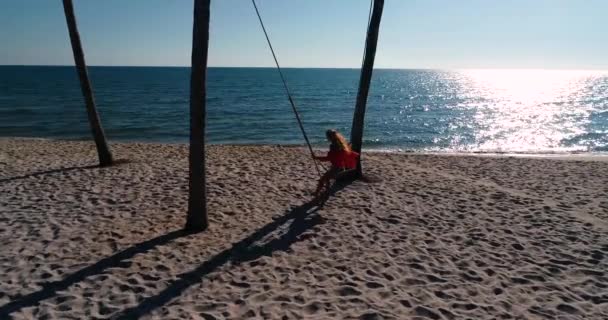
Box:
1, 138, 607, 320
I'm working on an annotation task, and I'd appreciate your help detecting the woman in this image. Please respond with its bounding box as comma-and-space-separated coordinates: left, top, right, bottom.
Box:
312, 129, 359, 197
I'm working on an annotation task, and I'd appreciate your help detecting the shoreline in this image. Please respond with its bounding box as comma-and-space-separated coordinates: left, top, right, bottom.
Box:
3, 136, 608, 161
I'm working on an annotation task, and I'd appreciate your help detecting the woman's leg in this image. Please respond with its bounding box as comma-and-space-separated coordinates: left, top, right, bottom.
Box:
315, 174, 329, 196
315, 168, 338, 196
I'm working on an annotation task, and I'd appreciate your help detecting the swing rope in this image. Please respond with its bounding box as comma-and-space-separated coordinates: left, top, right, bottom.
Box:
251, 0, 323, 177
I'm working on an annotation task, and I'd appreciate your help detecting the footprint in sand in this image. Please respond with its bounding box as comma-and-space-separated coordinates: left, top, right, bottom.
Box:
337, 286, 362, 296
556, 303, 581, 315
414, 306, 441, 320
359, 311, 385, 320
304, 301, 322, 314
365, 281, 384, 289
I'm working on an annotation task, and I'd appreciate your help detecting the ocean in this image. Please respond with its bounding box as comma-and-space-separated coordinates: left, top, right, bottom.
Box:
1, 66, 607, 153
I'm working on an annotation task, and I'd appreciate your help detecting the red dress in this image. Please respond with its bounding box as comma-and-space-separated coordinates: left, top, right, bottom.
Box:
325, 149, 359, 169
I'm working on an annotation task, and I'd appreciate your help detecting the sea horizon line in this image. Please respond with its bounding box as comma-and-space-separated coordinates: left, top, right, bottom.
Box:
1, 64, 607, 72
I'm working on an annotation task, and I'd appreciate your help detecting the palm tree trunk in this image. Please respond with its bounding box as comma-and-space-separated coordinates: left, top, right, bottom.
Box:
62, 0, 113, 167
185, 0, 211, 232
350, 0, 385, 176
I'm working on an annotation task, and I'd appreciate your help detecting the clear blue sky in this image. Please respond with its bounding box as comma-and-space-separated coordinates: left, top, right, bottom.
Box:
1, 0, 606, 69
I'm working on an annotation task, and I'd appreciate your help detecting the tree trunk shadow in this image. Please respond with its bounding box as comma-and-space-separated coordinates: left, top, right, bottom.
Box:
0, 180, 352, 319
114, 181, 351, 319
0, 159, 131, 184
0, 165, 99, 183
0, 229, 189, 317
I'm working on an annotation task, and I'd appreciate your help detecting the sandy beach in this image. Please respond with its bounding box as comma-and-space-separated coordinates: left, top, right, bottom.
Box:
1, 138, 607, 319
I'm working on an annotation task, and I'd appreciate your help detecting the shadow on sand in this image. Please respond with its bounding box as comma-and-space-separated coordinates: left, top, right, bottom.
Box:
0, 165, 99, 183
0, 180, 352, 319
0, 229, 189, 317
0, 159, 131, 184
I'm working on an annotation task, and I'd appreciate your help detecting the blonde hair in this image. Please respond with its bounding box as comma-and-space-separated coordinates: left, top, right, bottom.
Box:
326, 129, 352, 152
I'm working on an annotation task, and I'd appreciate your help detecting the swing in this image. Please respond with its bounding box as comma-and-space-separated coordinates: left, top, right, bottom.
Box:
251, 0, 366, 182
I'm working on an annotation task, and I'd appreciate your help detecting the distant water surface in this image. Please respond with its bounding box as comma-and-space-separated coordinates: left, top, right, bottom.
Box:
0, 66, 606, 153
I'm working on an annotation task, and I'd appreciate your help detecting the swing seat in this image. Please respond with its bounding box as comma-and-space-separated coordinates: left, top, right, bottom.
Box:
335, 168, 358, 181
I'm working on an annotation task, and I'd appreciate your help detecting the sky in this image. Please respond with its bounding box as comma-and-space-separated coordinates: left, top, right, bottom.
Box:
1, 0, 607, 69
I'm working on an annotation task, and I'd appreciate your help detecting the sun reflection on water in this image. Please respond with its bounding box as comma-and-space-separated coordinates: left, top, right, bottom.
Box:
456, 69, 607, 152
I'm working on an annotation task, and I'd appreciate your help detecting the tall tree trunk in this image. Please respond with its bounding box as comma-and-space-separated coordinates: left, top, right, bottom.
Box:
185, 0, 211, 232
62, 0, 113, 167
350, 0, 385, 176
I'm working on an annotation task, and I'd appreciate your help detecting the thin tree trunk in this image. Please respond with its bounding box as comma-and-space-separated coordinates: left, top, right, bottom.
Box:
185, 0, 211, 232
350, 0, 384, 176
62, 0, 113, 167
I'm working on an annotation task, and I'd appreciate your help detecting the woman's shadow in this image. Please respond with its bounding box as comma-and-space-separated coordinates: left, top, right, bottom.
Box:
114, 181, 352, 319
